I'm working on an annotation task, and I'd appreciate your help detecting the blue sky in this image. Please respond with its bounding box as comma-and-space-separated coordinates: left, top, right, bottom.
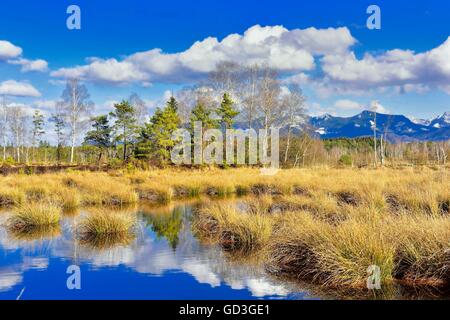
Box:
0, 0, 449, 120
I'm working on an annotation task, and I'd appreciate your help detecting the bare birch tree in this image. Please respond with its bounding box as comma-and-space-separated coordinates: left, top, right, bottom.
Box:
240, 64, 261, 129
208, 61, 243, 97
176, 86, 217, 125
129, 93, 148, 125
61, 79, 93, 163
380, 114, 392, 166
281, 84, 307, 163
371, 100, 378, 167
50, 101, 67, 164
258, 67, 282, 133
176, 87, 196, 125
0, 95, 7, 161
7, 106, 28, 162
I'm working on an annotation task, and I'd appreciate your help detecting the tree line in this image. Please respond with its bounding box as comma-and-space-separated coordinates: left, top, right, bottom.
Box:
0, 62, 448, 168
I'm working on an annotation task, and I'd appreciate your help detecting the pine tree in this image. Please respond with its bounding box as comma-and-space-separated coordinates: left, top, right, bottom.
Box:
50, 112, 65, 163
110, 101, 138, 161
166, 96, 178, 114
32, 110, 45, 162
217, 93, 239, 129
136, 97, 181, 164
84, 115, 112, 164
189, 102, 219, 134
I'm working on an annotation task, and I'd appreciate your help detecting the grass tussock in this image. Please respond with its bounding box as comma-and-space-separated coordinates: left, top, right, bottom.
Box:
268, 205, 450, 288
392, 213, 450, 286
24, 185, 50, 202
200, 192, 450, 289
7, 202, 61, 232
193, 203, 272, 253
0, 187, 25, 206
266, 212, 328, 280
267, 210, 396, 288
54, 187, 81, 210
76, 210, 137, 247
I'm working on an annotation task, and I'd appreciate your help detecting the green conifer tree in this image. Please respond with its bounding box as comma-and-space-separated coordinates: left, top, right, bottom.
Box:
216, 93, 239, 129
109, 100, 138, 161
84, 115, 112, 164
136, 97, 181, 164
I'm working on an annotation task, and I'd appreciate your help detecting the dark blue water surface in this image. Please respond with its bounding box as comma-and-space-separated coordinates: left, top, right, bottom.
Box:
0, 203, 317, 300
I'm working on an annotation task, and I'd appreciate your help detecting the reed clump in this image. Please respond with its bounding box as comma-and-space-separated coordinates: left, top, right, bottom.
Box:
53, 187, 81, 210
0, 187, 25, 206
76, 210, 137, 247
266, 212, 328, 280
193, 203, 272, 253
267, 210, 396, 288
23, 185, 50, 202
392, 213, 450, 286
7, 202, 61, 232
199, 191, 450, 289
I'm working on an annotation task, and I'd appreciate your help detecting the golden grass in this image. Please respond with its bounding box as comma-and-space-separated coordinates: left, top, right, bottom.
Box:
23, 185, 50, 202
392, 213, 450, 286
54, 187, 81, 210
7, 202, 61, 232
0, 172, 139, 209
195, 173, 450, 289
76, 209, 137, 247
313, 218, 395, 288
67, 173, 138, 206
0, 167, 449, 289
0, 187, 25, 206
193, 202, 273, 253
78, 232, 135, 250
0, 167, 447, 212
135, 183, 173, 204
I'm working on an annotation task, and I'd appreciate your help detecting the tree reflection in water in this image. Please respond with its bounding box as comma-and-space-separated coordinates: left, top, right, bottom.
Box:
142, 207, 184, 250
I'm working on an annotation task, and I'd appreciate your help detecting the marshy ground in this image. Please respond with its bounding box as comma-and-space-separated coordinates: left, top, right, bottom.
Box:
0, 167, 449, 297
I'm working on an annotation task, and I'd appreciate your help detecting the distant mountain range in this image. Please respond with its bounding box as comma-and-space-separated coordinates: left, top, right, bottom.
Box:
309, 111, 450, 142
233, 110, 449, 142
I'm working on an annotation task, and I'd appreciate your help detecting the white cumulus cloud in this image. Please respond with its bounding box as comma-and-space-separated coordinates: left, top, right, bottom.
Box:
0, 80, 41, 97
8, 58, 49, 72
0, 40, 48, 73
334, 99, 363, 110
0, 40, 22, 59
50, 25, 356, 85
321, 36, 450, 93
46, 25, 450, 97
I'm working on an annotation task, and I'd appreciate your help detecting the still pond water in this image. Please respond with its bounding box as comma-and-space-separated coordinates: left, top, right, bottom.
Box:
0, 202, 319, 300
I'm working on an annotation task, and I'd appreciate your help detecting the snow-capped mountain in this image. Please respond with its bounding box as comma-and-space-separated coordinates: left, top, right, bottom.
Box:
429, 112, 450, 129
309, 111, 450, 142
410, 117, 431, 126
409, 112, 450, 129
233, 111, 449, 142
